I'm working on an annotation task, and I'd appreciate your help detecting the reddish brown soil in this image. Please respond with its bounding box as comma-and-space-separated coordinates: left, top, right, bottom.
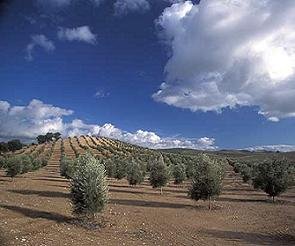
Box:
0, 142, 294, 245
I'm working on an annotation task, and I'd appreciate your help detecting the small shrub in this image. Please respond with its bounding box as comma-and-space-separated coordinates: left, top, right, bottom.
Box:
172, 164, 186, 184
149, 155, 169, 194
20, 155, 33, 174
5, 156, 23, 178
70, 153, 108, 218
0, 156, 7, 168
104, 158, 117, 178
115, 158, 127, 180
60, 155, 76, 179
240, 164, 252, 182
127, 159, 144, 186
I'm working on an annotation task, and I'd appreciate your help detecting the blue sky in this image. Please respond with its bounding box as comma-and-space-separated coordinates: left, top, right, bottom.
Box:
1, 0, 295, 151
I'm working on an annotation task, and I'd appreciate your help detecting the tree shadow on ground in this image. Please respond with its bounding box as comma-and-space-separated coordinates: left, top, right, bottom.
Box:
0, 204, 71, 224
8, 189, 70, 198
202, 229, 295, 245
217, 196, 295, 206
221, 192, 266, 197
0, 204, 102, 230
223, 187, 254, 192
109, 198, 195, 209
32, 178, 69, 183
109, 188, 156, 196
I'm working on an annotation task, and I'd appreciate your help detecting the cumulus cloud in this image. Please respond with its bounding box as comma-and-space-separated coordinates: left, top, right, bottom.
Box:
245, 145, 295, 153
25, 34, 55, 61
0, 99, 216, 150
0, 99, 72, 140
153, 0, 295, 121
114, 0, 150, 16
57, 26, 97, 44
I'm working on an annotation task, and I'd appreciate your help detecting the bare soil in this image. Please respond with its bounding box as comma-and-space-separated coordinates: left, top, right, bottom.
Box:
0, 143, 294, 245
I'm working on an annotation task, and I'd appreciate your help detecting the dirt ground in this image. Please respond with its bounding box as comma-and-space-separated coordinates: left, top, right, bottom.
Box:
0, 143, 294, 245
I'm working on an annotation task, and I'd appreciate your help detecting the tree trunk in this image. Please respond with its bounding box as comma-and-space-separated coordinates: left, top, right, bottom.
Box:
160, 187, 163, 195
272, 196, 275, 203
208, 196, 211, 210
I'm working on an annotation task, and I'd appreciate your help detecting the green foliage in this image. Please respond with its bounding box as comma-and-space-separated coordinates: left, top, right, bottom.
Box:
127, 158, 144, 185
104, 158, 117, 178
37, 132, 61, 144
20, 155, 34, 174
7, 139, 23, 152
114, 157, 127, 180
172, 163, 186, 184
5, 154, 43, 177
0, 156, 7, 168
60, 155, 76, 179
252, 159, 293, 201
5, 156, 23, 178
239, 163, 252, 182
149, 155, 170, 190
70, 153, 108, 217
0, 142, 9, 153
188, 154, 224, 208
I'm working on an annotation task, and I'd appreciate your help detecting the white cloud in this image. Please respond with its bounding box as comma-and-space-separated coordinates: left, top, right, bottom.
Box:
25, 34, 55, 61
57, 26, 97, 44
94, 90, 109, 98
114, 0, 150, 16
153, 0, 295, 121
0, 99, 72, 140
0, 99, 216, 150
245, 145, 295, 153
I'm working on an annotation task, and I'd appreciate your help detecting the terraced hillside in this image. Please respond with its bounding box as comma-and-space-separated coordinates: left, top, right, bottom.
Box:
0, 136, 294, 246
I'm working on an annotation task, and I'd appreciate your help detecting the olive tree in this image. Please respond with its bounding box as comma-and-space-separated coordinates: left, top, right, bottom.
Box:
70, 153, 108, 219
252, 159, 293, 202
149, 155, 170, 194
127, 158, 144, 186
60, 155, 76, 179
172, 163, 186, 184
188, 154, 224, 210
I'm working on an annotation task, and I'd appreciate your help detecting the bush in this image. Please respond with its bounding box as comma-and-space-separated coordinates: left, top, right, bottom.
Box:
7, 139, 23, 152
5, 156, 23, 178
70, 153, 108, 218
0, 156, 7, 168
4, 152, 49, 177
149, 155, 170, 194
188, 154, 224, 209
60, 155, 76, 179
104, 158, 117, 178
252, 159, 292, 202
240, 163, 252, 182
114, 157, 127, 180
172, 164, 186, 184
20, 155, 33, 174
127, 159, 144, 185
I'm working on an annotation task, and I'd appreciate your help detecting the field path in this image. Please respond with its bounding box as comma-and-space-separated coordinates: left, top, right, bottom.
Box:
0, 148, 295, 245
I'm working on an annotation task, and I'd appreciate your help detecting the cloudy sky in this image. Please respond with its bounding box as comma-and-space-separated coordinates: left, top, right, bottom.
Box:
1, 0, 295, 151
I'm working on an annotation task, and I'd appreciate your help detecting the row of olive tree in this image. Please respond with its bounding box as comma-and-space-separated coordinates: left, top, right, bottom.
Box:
229, 158, 294, 202
66, 152, 224, 221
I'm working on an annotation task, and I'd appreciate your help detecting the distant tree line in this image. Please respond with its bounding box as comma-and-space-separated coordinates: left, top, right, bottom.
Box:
36, 132, 61, 144
0, 139, 23, 153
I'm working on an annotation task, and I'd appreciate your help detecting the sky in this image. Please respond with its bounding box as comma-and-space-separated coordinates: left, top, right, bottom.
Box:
0, 0, 295, 151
